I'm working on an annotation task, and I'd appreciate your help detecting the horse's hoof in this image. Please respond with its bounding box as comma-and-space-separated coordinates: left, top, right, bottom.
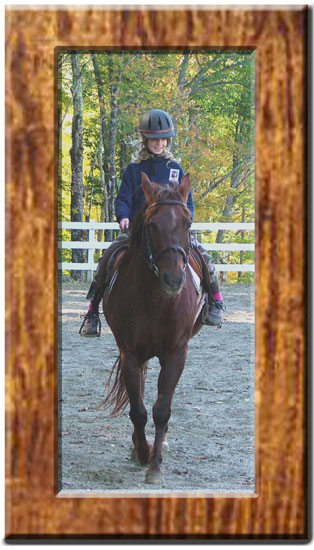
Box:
145, 470, 164, 485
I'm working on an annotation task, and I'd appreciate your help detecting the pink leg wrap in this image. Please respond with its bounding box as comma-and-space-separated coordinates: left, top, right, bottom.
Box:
88, 301, 98, 313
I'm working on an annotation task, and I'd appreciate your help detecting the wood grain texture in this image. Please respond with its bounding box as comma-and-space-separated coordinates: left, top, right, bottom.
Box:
5, 7, 308, 540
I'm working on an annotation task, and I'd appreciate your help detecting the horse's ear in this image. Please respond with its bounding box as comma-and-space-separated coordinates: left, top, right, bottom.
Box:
179, 173, 191, 203
141, 172, 158, 204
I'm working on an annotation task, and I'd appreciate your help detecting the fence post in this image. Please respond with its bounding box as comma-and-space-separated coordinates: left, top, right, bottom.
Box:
87, 225, 95, 283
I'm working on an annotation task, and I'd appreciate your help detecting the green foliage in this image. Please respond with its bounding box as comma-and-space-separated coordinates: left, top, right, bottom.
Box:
58, 50, 255, 283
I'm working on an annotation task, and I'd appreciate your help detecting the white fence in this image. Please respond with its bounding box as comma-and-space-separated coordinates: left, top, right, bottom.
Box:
58, 221, 255, 279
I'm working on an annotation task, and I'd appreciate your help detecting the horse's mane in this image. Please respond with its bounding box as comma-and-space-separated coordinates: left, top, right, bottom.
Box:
129, 182, 185, 247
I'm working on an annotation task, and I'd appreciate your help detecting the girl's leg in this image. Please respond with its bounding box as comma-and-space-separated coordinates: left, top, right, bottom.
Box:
191, 237, 225, 326
79, 232, 129, 337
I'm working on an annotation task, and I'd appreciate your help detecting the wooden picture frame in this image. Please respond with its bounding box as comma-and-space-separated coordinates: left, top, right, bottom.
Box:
5, 6, 308, 541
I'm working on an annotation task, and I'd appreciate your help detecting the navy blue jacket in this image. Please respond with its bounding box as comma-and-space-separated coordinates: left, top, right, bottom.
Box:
115, 157, 194, 223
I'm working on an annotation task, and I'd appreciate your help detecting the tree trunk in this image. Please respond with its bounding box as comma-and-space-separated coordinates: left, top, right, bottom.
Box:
216, 193, 237, 244
91, 53, 107, 145
107, 53, 122, 223
70, 52, 85, 282
171, 52, 190, 152
86, 142, 100, 222
216, 118, 242, 244
214, 118, 243, 282
91, 53, 110, 229
99, 127, 108, 241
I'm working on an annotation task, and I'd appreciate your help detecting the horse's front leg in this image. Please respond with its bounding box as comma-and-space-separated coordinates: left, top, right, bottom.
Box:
145, 345, 188, 485
121, 352, 151, 465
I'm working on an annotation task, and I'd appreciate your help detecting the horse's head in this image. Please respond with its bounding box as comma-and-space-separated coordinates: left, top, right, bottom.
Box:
141, 172, 192, 295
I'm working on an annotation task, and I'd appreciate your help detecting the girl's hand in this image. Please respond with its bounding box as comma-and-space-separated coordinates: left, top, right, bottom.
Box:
119, 218, 129, 230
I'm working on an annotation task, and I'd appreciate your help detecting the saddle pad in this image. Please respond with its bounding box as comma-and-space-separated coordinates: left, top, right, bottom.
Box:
189, 250, 203, 279
188, 264, 201, 294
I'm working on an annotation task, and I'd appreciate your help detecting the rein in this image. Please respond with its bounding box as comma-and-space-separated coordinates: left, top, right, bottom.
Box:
143, 199, 191, 277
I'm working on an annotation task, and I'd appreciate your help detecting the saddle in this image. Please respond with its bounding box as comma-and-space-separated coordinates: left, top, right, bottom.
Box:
87, 239, 211, 301
86, 239, 129, 301
105, 242, 129, 286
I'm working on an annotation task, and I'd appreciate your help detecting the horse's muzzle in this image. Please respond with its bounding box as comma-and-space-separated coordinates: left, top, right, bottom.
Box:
161, 271, 186, 295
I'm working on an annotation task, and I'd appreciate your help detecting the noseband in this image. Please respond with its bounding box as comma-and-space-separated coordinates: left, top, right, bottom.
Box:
143, 200, 191, 277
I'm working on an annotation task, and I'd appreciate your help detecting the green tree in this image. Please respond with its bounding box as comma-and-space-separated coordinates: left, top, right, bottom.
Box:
70, 52, 86, 281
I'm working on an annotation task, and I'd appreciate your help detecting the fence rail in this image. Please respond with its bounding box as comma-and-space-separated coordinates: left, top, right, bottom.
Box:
58, 221, 255, 277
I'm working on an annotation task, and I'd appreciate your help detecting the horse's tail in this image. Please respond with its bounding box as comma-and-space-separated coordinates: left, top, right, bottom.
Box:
98, 356, 128, 417
99, 355, 148, 417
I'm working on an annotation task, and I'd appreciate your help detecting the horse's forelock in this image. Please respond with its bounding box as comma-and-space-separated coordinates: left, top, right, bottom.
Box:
130, 183, 186, 246
153, 182, 183, 204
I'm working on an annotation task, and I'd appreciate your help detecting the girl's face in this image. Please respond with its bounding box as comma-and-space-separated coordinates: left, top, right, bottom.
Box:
147, 138, 168, 155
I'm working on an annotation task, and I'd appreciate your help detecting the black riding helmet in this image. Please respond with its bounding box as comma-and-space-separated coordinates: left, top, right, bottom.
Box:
139, 109, 175, 139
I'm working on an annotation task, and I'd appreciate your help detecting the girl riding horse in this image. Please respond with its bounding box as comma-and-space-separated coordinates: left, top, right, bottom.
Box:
79, 109, 225, 337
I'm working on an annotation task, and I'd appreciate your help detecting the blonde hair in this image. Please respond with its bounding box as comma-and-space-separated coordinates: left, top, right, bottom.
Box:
132, 138, 178, 163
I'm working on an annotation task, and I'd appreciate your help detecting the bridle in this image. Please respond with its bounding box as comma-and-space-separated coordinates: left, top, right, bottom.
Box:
143, 200, 191, 277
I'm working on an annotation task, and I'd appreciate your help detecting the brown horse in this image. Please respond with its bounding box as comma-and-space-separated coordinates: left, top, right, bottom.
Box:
102, 172, 206, 485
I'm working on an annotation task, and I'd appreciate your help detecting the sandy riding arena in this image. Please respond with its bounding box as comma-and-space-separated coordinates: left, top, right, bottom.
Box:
58, 282, 255, 496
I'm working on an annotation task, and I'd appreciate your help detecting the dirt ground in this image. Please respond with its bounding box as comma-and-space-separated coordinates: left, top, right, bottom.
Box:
58, 282, 255, 496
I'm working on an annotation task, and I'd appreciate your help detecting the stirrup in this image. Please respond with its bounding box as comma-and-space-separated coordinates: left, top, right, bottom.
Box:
211, 298, 226, 312
201, 296, 225, 327
79, 312, 101, 337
